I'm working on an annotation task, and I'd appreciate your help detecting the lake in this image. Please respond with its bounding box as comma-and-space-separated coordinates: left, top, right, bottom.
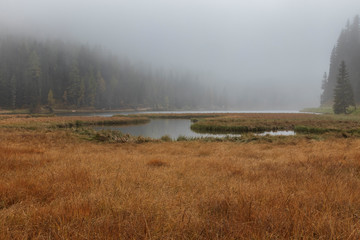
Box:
94, 119, 295, 139
57, 110, 302, 117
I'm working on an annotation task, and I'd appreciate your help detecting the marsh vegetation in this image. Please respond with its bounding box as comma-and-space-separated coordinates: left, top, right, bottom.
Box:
1, 113, 360, 239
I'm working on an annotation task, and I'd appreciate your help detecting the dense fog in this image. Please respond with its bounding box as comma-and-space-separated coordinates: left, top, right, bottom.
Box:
1, 0, 359, 110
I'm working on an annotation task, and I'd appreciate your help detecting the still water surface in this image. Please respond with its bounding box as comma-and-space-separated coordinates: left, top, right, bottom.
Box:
58, 110, 302, 117
94, 119, 234, 139
94, 119, 295, 139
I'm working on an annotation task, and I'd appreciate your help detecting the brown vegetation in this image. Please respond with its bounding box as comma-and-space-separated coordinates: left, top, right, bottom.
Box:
0, 115, 149, 129
1, 118, 360, 238
187, 113, 360, 134
126, 112, 360, 134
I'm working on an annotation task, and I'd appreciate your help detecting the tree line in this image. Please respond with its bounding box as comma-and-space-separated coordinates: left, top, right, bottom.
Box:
321, 15, 360, 113
0, 36, 226, 112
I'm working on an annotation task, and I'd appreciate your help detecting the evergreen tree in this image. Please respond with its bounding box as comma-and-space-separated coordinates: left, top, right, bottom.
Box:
85, 71, 96, 107
322, 15, 360, 106
27, 50, 42, 112
67, 60, 81, 107
10, 75, 16, 109
78, 78, 85, 107
47, 89, 55, 106
0, 67, 6, 108
62, 90, 68, 105
333, 61, 355, 114
95, 71, 106, 108
320, 72, 328, 105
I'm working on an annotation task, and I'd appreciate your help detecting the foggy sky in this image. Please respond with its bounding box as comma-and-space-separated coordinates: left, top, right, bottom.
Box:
1, 0, 360, 110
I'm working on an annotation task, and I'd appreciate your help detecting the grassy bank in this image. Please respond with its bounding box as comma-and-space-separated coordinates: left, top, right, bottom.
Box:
0, 115, 149, 130
301, 106, 360, 115
300, 107, 333, 114
175, 113, 360, 135
1, 124, 360, 239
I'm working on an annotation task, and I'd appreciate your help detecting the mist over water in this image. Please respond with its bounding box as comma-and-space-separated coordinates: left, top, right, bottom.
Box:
1, 0, 360, 110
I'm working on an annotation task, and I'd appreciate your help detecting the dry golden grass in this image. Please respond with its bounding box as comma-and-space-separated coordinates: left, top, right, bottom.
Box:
191, 113, 360, 132
1, 125, 360, 239
0, 115, 149, 129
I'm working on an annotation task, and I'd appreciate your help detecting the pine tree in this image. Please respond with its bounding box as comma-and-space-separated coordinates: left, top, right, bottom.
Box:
322, 15, 360, 106
10, 75, 16, 109
95, 71, 106, 108
67, 60, 81, 107
0, 67, 6, 108
85, 71, 96, 107
47, 89, 55, 106
333, 61, 355, 114
320, 72, 328, 105
27, 50, 42, 112
78, 78, 85, 107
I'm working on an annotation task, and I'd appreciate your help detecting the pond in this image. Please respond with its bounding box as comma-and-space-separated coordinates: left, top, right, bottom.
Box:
94, 119, 295, 140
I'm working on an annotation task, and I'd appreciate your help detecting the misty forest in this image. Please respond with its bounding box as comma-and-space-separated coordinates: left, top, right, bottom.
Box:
0, 10, 360, 113
0, 37, 227, 112
321, 15, 360, 109
1, 15, 359, 112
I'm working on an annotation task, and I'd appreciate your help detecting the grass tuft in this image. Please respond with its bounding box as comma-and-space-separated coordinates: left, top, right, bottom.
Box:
147, 159, 169, 167
160, 135, 172, 142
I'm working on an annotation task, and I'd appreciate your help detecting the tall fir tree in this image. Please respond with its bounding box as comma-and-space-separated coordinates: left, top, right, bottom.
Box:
67, 60, 81, 107
47, 89, 55, 106
320, 72, 328, 105
322, 15, 360, 106
10, 75, 16, 109
333, 61, 355, 114
27, 50, 42, 112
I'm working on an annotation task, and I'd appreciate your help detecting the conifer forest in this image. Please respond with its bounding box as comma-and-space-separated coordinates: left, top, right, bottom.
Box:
0, 36, 224, 111
321, 15, 360, 106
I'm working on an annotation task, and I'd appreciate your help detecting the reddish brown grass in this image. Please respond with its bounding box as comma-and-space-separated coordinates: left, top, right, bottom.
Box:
192, 113, 360, 131
0, 115, 148, 129
0, 126, 360, 238
147, 159, 169, 167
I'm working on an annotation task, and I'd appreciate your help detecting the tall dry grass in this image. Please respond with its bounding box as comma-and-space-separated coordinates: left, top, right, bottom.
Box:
190, 113, 360, 134
0, 115, 149, 129
1, 128, 360, 239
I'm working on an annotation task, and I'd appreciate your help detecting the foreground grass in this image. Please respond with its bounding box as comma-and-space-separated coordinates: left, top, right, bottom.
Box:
1, 124, 360, 239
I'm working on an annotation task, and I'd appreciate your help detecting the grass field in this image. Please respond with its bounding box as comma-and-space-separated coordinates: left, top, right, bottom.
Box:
1, 113, 360, 239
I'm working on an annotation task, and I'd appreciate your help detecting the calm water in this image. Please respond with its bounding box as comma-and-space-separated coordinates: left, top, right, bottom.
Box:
94, 119, 295, 139
57, 110, 302, 117
94, 119, 237, 139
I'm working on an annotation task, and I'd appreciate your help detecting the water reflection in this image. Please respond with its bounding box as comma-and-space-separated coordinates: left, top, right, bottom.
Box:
94, 119, 235, 139
256, 131, 295, 136
57, 110, 302, 117
94, 119, 295, 139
